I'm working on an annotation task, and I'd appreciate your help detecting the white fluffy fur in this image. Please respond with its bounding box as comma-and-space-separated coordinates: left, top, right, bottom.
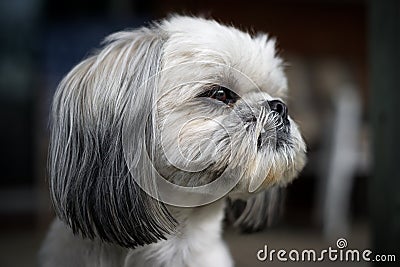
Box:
40, 16, 306, 267
41, 201, 232, 267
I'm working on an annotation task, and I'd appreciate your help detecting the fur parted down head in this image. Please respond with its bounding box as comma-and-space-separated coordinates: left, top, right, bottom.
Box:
49, 15, 306, 248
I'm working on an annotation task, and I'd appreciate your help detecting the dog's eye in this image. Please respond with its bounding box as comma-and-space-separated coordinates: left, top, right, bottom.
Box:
198, 86, 239, 105
213, 89, 227, 102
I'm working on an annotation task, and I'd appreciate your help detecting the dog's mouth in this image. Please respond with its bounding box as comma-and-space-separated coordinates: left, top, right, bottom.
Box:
239, 99, 290, 151
257, 117, 291, 150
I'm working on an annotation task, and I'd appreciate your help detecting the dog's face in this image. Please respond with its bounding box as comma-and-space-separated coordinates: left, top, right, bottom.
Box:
154, 17, 306, 198
49, 16, 306, 248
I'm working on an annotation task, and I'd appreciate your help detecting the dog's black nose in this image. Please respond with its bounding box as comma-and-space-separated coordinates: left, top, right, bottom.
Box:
267, 100, 288, 120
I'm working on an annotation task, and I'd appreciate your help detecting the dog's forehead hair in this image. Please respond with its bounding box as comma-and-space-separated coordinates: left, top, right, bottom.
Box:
159, 16, 288, 99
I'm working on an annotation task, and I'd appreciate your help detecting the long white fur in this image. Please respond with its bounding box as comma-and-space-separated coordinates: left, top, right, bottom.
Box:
40, 15, 306, 267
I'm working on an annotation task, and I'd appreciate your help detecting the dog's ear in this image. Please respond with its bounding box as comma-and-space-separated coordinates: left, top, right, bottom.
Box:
228, 186, 284, 232
49, 27, 176, 248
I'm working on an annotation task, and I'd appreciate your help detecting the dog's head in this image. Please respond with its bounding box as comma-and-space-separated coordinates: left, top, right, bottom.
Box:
49, 16, 306, 248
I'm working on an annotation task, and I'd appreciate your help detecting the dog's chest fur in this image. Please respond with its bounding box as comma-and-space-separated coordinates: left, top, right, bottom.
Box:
41, 200, 233, 267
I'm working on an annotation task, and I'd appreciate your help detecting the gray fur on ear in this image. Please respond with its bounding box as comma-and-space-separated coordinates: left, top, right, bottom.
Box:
49, 26, 176, 248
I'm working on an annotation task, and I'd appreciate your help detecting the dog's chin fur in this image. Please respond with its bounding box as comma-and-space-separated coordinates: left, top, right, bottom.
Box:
40, 15, 306, 267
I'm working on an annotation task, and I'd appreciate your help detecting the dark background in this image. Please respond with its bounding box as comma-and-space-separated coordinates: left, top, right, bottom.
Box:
0, 0, 398, 266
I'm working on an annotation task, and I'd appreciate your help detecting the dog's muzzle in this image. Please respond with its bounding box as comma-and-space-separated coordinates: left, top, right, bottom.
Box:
263, 99, 289, 126
257, 99, 291, 149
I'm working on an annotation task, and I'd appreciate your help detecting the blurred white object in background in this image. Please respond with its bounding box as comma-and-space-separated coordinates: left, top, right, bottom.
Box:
288, 58, 370, 240
324, 85, 361, 239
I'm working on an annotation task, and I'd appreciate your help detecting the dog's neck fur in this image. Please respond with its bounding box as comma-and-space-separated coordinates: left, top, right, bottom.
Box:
41, 200, 233, 267
124, 199, 232, 267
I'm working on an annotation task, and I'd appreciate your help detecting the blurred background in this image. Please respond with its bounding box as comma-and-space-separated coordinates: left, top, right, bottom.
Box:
0, 0, 399, 266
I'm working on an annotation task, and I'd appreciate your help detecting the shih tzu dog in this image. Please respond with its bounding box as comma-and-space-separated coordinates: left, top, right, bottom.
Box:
40, 15, 306, 267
